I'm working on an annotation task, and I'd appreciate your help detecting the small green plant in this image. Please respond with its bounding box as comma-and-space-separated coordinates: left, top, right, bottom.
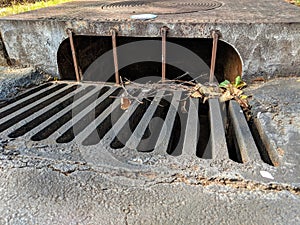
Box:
219, 76, 249, 109
0, 0, 72, 17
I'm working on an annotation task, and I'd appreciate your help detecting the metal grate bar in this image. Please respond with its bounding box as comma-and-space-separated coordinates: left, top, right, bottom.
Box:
0, 83, 52, 109
23, 85, 105, 139
75, 94, 121, 144
229, 101, 261, 162
153, 91, 182, 154
100, 92, 144, 146
126, 90, 165, 151
182, 98, 199, 156
209, 98, 229, 159
0, 83, 56, 115
0, 84, 73, 130
48, 86, 118, 141
4, 85, 87, 136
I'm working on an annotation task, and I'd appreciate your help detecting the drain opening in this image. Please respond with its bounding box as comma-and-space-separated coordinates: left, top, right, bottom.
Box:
110, 97, 152, 149
58, 36, 242, 84
248, 119, 275, 166
0, 84, 78, 133
31, 86, 110, 141
8, 85, 95, 138
226, 110, 243, 163
225, 101, 274, 166
56, 88, 121, 143
82, 89, 142, 146
166, 96, 188, 156
136, 95, 172, 152
196, 101, 210, 158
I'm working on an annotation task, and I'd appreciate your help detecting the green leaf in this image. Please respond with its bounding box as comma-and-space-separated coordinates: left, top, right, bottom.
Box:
235, 76, 241, 87
219, 80, 230, 88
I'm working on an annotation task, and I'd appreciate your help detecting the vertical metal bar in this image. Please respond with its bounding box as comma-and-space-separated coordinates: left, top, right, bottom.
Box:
209, 31, 219, 84
111, 29, 120, 85
182, 98, 200, 156
67, 29, 81, 82
228, 101, 261, 162
161, 27, 168, 82
208, 98, 229, 159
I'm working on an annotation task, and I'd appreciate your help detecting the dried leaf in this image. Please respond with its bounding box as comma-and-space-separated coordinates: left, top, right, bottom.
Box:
219, 90, 233, 102
235, 97, 249, 109
232, 86, 243, 96
190, 90, 202, 98
124, 81, 131, 85
194, 83, 202, 90
121, 97, 131, 110
203, 96, 209, 103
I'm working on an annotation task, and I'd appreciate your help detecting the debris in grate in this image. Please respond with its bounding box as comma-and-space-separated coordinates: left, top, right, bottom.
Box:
112, 74, 249, 112
0, 81, 273, 166
219, 76, 249, 110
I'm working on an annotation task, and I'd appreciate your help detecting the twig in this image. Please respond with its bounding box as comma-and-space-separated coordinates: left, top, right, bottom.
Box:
120, 76, 143, 104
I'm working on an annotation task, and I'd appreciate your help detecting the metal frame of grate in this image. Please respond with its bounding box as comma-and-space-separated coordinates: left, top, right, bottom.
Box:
0, 81, 261, 163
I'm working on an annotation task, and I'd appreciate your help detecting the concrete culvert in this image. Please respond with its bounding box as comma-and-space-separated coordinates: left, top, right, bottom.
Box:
57, 36, 243, 83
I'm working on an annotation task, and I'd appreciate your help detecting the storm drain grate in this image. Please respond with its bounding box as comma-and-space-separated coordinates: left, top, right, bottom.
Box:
100, 0, 223, 14
0, 82, 266, 163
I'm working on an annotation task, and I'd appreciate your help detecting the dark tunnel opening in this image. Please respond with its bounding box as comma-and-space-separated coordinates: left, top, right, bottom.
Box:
57, 36, 242, 83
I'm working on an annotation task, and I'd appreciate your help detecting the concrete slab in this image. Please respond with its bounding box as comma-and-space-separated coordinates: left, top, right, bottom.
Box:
0, 0, 299, 78
0, 159, 299, 225
246, 77, 300, 183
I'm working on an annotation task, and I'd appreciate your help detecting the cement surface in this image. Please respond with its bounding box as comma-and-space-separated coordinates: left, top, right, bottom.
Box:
0, 68, 299, 224
0, 158, 299, 225
246, 77, 300, 183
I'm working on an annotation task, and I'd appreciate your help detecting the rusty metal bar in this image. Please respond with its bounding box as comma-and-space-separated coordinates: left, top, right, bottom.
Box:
209, 31, 219, 84
67, 29, 81, 82
111, 29, 120, 85
161, 27, 168, 82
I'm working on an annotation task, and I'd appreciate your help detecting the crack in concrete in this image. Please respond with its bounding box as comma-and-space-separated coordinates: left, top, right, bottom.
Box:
146, 173, 300, 195
122, 205, 131, 225
1, 154, 299, 195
